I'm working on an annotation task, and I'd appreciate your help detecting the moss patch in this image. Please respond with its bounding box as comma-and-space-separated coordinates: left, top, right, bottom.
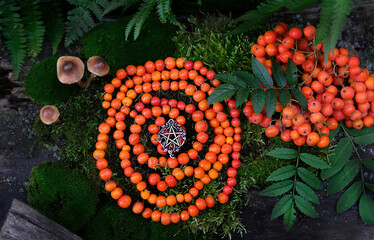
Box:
24, 56, 80, 104
80, 14, 176, 74
80, 200, 210, 240
26, 162, 99, 232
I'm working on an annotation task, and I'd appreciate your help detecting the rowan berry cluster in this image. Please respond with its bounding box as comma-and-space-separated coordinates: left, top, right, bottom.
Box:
93, 57, 242, 225
245, 22, 374, 147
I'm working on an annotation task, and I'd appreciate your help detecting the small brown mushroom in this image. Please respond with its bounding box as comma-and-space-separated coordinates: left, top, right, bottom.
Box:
57, 56, 85, 88
86, 56, 110, 87
40, 105, 60, 125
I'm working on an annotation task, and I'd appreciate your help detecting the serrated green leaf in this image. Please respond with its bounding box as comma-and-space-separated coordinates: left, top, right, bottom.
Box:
297, 167, 322, 190
354, 132, 374, 145
259, 180, 293, 197
251, 88, 265, 115
266, 165, 297, 182
271, 58, 286, 88
233, 71, 260, 88
328, 124, 340, 141
214, 73, 246, 89
359, 194, 374, 224
343, 124, 374, 136
337, 181, 363, 213
291, 88, 308, 111
285, 60, 298, 88
207, 84, 237, 104
321, 0, 353, 65
295, 181, 320, 204
315, 0, 334, 45
300, 153, 330, 169
327, 159, 360, 194
288, 0, 318, 12
42, 1, 64, 55
362, 159, 374, 172
267, 148, 298, 159
294, 195, 319, 218
265, 88, 277, 118
235, 88, 250, 108
365, 183, 374, 193
271, 194, 293, 220
321, 137, 352, 179
283, 201, 296, 230
251, 55, 273, 87
279, 88, 291, 108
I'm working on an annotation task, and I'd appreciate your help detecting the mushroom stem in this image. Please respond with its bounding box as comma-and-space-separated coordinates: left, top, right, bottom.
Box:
77, 79, 87, 88
84, 74, 97, 88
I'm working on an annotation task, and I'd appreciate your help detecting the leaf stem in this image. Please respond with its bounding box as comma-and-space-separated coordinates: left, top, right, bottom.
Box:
292, 146, 301, 196
341, 125, 366, 194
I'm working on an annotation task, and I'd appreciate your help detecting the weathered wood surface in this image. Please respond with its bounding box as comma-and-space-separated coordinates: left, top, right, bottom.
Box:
0, 199, 82, 240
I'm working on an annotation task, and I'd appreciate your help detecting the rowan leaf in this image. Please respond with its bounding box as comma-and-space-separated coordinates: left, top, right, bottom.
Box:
251, 88, 265, 115
235, 88, 250, 108
207, 84, 237, 104
294, 195, 319, 218
354, 133, 374, 145
362, 159, 374, 172
259, 180, 293, 197
266, 148, 298, 159
271, 194, 293, 220
271, 58, 286, 88
285, 60, 298, 88
342, 123, 374, 136
337, 181, 363, 213
251, 55, 273, 87
232, 71, 260, 88
295, 181, 320, 204
291, 88, 308, 111
214, 73, 246, 89
266, 165, 297, 182
279, 88, 291, 108
265, 88, 277, 118
321, 137, 352, 179
300, 153, 330, 169
297, 167, 322, 190
359, 194, 374, 225
327, 159, 360, 194
283, 201, 296, 230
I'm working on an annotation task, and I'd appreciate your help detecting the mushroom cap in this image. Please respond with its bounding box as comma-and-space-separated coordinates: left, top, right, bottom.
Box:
87, 56, 110, 77
57, 56, 85, 84
40, 105, 60, 125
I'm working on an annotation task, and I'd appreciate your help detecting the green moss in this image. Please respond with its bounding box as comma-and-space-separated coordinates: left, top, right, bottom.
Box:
80, 14, 176, 74
81, 201, 206, 240
24, 56, 80, 104
26, 162, 99, 232
173, 14, 269, 73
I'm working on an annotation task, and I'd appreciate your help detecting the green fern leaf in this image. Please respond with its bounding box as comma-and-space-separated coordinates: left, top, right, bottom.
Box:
65, 7, 95, 47
233, 0, 291, 33
3, 6, 27, 78
125, 15, 137, 40
287, 0, 318, 13
41, 1, 64, 55
102, 0, 136, 16
315, 0, 334, 45
23, 0, 46, 58
321, 0, 353, 63
156, 0, 167, 23
128, 0, 156, 40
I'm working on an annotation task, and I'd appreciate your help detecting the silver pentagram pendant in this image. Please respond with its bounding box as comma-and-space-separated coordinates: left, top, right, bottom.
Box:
157, 119, 186, 158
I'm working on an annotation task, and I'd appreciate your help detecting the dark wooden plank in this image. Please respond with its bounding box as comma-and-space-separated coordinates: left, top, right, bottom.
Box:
0, 199, 82, 240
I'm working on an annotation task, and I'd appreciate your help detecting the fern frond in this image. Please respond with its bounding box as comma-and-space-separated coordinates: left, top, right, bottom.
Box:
156, 0, 167, 23
41, 1, 64, 55
3, 6, 27, 77
233, 0, 291, 33
65, 7, 95, 47
315, 0, 334, 45
163, 0, 180, 27
125, 0, 156, 40
23, 0, 46, 58
287, 0, 318, 13
101, 0, 135, 16
322, 0, 353, 61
